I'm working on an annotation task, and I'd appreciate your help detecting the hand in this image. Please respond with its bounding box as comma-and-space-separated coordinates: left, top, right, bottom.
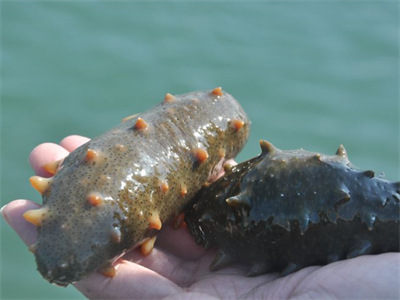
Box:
2, 135, 399, 300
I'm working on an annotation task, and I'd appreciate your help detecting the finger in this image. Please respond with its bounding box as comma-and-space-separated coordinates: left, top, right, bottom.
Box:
289, 254, 400, 300
219, 158, 237, 179
1, 201, 186, 297
163, 292, 220, 300
29, 143, 70, 177
208, 158, 237, 183
121, 246, 214, 287
2, 200, 184, 297
74, 260, 182, 300
1, 200, 40, 247
59, 135, 90, 152
156, 224, 209, 260
29, 136, 90, 177
227, 159, 237, 166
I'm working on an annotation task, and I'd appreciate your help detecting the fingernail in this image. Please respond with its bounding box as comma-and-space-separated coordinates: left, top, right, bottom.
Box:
1, 204, 9, 223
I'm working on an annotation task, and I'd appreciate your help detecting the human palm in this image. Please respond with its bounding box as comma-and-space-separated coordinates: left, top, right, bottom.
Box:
2, 135, 399, 300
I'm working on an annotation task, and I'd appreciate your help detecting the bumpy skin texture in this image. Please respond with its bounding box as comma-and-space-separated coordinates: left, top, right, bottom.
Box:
30, 89, 249, 286
185, 140, 400, 276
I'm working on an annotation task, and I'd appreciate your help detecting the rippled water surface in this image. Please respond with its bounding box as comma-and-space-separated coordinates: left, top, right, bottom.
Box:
1, 1, 398, 299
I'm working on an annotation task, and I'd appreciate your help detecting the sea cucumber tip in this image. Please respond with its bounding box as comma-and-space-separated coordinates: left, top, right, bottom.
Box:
164, 93, 176, 103
43, 159, 62, 175
86, 149, 98, 161
346, 240, 372, 258
28, 243, 37, 253
194, 148, 209, 164
230, 119, 245, 132
226, 196, 248, 208
259, 140, 276, 155
339, 189, 351, 201
336, 144, 348, 158
29, 176, 51, 195
203, 182, 211, 188
211, 87, 223, 97
223, 163, 233, 173
148, 213, 162, 230
219, 148, 226, 158
246, 263, 270, 277
23, 208, 47, 226
313, 153, 322, 162
363, 170, 375, 178
110, 227, 122, 243
159, 181, 169, 193
86, 193, 104, 206
172, 212, 186, 229
134, 117, 149, 130
180, 184, 187, 197
100, 266, 117, 278
141, 236, 157, 256
281, 262, 302, 276
209, 250, 233, 271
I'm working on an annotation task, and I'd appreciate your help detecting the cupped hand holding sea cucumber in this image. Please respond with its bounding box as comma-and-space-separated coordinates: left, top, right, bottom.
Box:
2, 88, 399, 299
3, 137, 399, 300
3, 140, 399, 300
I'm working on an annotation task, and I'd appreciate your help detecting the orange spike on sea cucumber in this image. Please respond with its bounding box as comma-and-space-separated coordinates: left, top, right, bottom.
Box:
230, 119, 245, 132
100, 265, 117, 278
43, 159, 62, 175
86, 149, 98, 161
172, 212, 186, 229
159, 181, 169, 193
193, 148, 209, 164
180, 183, 187, 197
212, 87, 223, 97
134, 117, 148, 130
141, 236, 157, 256
203, 182, 211, 188
23, 207, 47, 226
86, 192, 104, 206
164, 93, 176, 103
29, 176, 51, 195
219, 148, 226, 158
28, 243, 37, 253
110, 227, 122, 243
148, 212, 162, 230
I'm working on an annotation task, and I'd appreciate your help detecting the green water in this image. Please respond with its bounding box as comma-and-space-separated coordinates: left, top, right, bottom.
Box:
1, 1, 398, 299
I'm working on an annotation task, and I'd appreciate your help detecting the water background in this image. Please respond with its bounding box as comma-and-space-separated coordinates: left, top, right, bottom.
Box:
1, 1, 399, 299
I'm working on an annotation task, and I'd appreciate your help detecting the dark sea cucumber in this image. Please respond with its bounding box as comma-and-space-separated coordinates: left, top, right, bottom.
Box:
23, 88, 250, 286
185, 140, 400, 276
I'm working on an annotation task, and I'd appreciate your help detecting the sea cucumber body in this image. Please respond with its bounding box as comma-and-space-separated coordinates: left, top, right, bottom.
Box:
32, 89, 249, 285
185, 141, 400, 276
